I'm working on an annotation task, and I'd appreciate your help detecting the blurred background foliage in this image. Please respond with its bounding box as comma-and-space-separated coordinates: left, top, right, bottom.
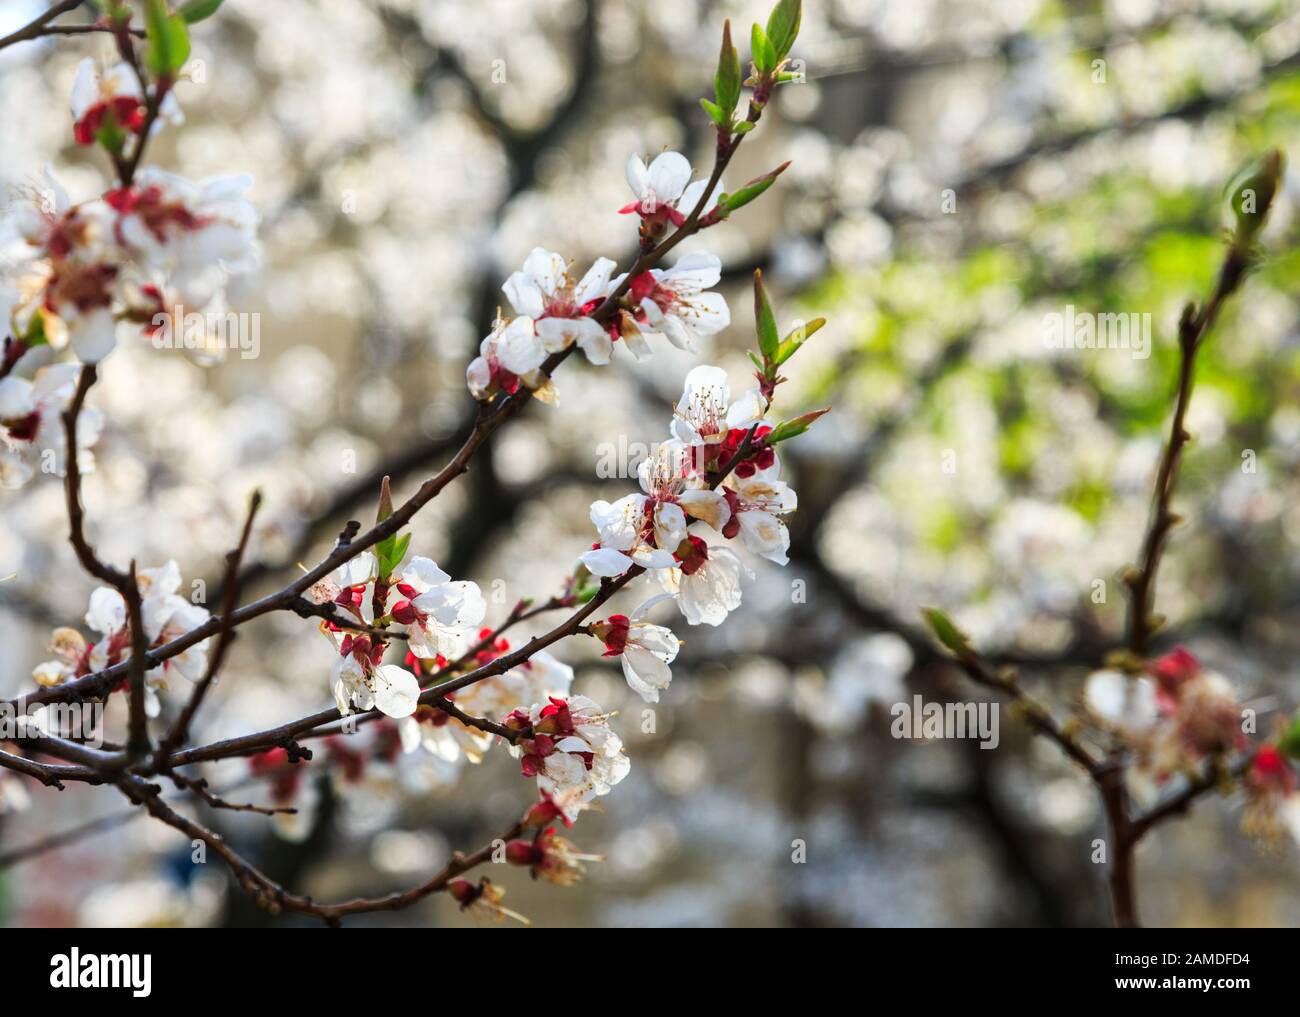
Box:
1, 0, 1299, 927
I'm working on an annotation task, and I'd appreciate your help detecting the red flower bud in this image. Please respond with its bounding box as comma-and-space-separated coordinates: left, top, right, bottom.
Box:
390, 599, 419, 625
447, 878, 481, 906
505, 839, 541, 866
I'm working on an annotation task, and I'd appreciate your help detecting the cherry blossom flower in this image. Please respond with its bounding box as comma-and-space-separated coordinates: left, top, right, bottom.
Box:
306, 551, 379, 623
637, 438, 731, 530
69, 60, 146, 146
722, 459, 798, 565
505, 826, 601, 886
656, 535, 751, 626
580, 440, 731, 579
135, 559, 212, 684
1086, 649, 1248, 798
0, 363, 102, 488
615, 253, 731, 354
107, 169, 259, 307
502, 247, 616, 365
7, 175, 120, 361
35, 560, 213, 715
400, 648, 575, 765
522, 786, 596, 828
592, 599, 681, 702
447, 877, 530, 925
399, 701, 493, 765
466, 316, 550, 400
32, 627, 92, 688
579, 493, 680, 577
670, 364, 765, 446
620, 151, 722, 226
330, 640, 420, 718
388, 556, 486, 660
507, 694, 630, 800
1242, 744, 1300, 845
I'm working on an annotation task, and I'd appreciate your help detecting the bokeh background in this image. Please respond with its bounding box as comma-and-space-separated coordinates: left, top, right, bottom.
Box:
2, 0, 1299, 927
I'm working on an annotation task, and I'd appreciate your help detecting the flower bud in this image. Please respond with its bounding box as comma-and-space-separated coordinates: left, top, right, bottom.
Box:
390, 599, 418, 625
447, 877, 481, 906
505, 839, 541, 866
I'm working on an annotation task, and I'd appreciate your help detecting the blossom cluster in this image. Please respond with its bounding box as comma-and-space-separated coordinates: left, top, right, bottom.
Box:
1084, 646, 1300, 847
574, 364, 799, 704
0, 361, 101, 487
31, 559, 211, 715
9, 0, 817, 919
1, 59, 259, 489
466, 152, 730, 402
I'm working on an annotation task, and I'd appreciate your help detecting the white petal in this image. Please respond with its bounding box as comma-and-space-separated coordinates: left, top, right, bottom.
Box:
495, 317, 546, 375
69, 59, 98, 120
68, 308, 119, 363
401, 556, 450, 593
574, 257, 617, 305
725, 389, 766, 430
653, 500, 687, 550
663, 251, 722, 290
679, 176, 724, 216
0, 378, 36, 420
623, 645, 672, 702
502, 271, 546, 319
736, 510, 790, 565
625, 153, 648, 198
522, 247, 566, 296
85, 587, 126, 635
580, 547, 635, 577
644, 151, 692, 205
372, 665, 421, 718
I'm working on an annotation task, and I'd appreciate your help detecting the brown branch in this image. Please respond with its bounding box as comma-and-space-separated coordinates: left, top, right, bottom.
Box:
0, 0, 82, 50
0, 746, 101, 789
61, 365, 127, 587
122, 563, 150, 760
118, 768, 521, 926
165, 771, 296, 817
942, 648, 1103, 778
1123, 245, 1251, 657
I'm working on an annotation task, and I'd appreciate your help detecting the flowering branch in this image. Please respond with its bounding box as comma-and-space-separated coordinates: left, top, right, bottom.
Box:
927, 149, 1289, 929
0, 0, 831, 928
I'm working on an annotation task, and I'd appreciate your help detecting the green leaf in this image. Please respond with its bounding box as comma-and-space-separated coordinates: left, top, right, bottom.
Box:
922, 607, 972, 657
1225, 149, 1284, 242
765, 0, 801, 61
733, 121, 757, 134
376, 532, 411, 581
144, 0, 191, 76
714, 19, 741, 117
699, 98, 728, 128
766, 407, 829, 445
178, 0, 223, 23
750, 23, 775, 74
721, 161, 790, 213
1279, 711, 1300, 759
753, 269, 779, 361
774, 316, 826, 365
